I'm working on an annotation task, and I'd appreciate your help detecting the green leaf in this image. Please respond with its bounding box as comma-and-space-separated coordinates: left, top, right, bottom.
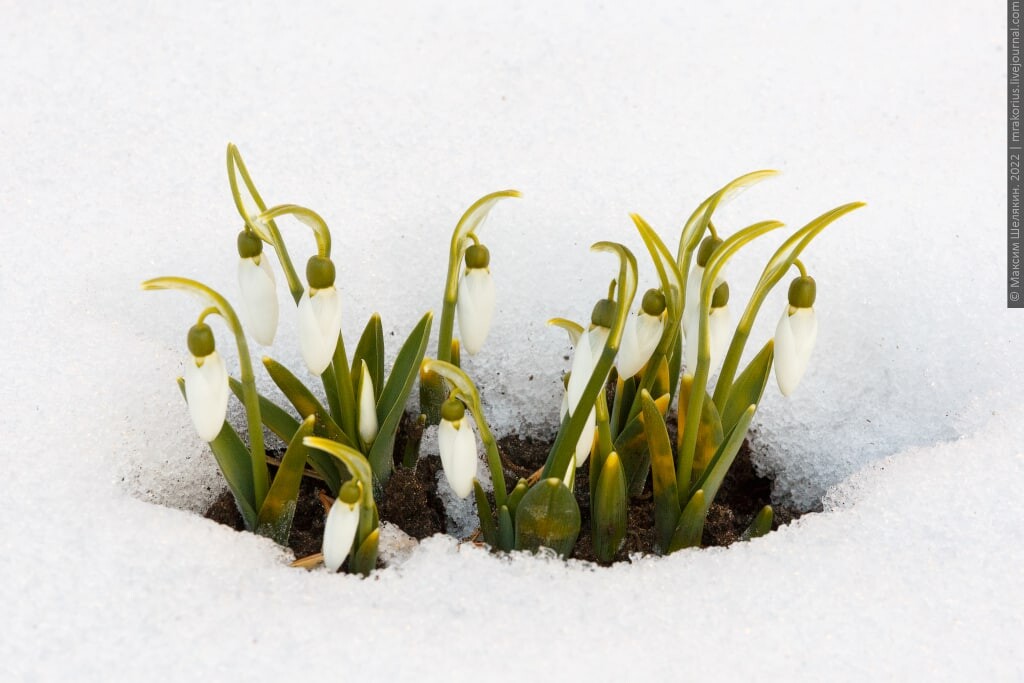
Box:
506, 479, 529, 517
668, 489, 705, 552
255, 416, 316, 545
262, 358, 350, 445
352, 314, 384, 403
720, 340, 773, 436
474, 479, 496, 546
592, 452, 627, 563
514, 478, 580, 558
498, 505, 515, 552
229, 377, 300, 443
676, 375, 724, 488
668, 329, 682, 402
642, 390, 680, 554
350, 528, 379, 577
367, 311, 433, 484
690, 405, 756, 514
740, 505, 773, 541
612, 412, 649, 497
178, 378, 258, 530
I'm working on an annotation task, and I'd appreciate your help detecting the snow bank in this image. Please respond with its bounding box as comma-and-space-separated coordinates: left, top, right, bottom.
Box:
1, 0, 1019, 678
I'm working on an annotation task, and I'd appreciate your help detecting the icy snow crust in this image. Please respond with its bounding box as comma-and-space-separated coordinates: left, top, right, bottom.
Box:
2, 1, 1020, 678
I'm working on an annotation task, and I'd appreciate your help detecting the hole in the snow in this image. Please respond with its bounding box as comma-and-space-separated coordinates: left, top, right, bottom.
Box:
203, 411, 808, 565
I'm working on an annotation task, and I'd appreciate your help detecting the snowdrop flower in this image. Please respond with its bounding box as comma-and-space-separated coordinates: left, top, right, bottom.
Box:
236, 228, 278, 346
563, 299, 613, 467
682, 235, 723, 340
297, 255, 343, 375
457, 243, 496, 355
438, 397, 478, 498
183, 322, 230, 442
616, 288, 666, 379
357, 360, 378, 446
774, 275, 819, 396
684, 281, 732, 373
323, 480, 361, 572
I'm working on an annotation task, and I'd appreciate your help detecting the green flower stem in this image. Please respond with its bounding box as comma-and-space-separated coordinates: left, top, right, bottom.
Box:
436, 190, 521, 364
329, 332, 358, 443
711, 202, 865, 408
142, 276, 269, 507
258, 204, 332, 259
542, 242, 637, 481
226, 144, 304, 304
420, 358, 508, 506
676, 221, 783, 492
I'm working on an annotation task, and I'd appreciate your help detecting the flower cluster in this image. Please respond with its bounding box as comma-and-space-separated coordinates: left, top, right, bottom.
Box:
147, 149, 862, 572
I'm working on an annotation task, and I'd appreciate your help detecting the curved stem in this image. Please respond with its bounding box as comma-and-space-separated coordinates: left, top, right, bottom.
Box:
794, 258, 807, 277
142, 276, 269, 507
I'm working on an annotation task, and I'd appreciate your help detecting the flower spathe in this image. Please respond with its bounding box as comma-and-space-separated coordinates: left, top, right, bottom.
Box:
438, 416, 478, 498
357, 360, 379, 446
237, 255, 278, 346
774, 306, 818, 396
297, 286, 342, 375
322, 491, 360, 573
184, 351, 230, 442
457, 268, 495, 355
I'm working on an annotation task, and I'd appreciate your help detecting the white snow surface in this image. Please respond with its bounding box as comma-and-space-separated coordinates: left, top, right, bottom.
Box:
2, 1, 1021, 679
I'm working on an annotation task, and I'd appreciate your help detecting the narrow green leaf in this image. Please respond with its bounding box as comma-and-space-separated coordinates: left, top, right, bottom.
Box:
740, 505, 773, 541
676, 375, 724, 490
514, 478, 581, 558
690, 405, 756, 514
229, 377, 300, 443
506, 479, 529, 517
351, 528, 379, 577
255, 416, 316, 545
668, 489, 706, 552
612, 412, 650, 497
368, 311, 433, 483
178, 378, 257, 530
592, 452, 627, 563
643, 390, 680, 554
668, 329, 682, 402
352, 314, 385, 402
473, 479, 496, 546
720, 340, 773, 436
262, 357, 350, 444
498, 505, 515, 552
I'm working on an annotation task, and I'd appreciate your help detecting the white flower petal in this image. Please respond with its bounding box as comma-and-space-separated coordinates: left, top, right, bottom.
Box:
457, 269, 495, 355
774, 307, 818, 396
439, 418, 477, 499
566, 330, 594, 413
238, 256, 278, 346
682, 264, 704, 338
184, 351, 229, 442
297, 287, 342, 375
617, 312, 664, 379
322, 499, 360, 572
357, 361, 378, 445
708, 305, 733, 371
574, 406, 596, 467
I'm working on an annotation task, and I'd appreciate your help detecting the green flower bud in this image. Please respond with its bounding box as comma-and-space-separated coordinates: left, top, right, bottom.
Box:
441, 396, 467, 423
696, 236, 723, 268
237, 229, 263, 258
788, 275, 816, 308
711, 281, 730, 308
641, 289, 666, 316
306, 256, 336, 289
465, 244, 490, 269
591, 299, 616, 328
187, 322, 215, 357
337, 479, 361, 505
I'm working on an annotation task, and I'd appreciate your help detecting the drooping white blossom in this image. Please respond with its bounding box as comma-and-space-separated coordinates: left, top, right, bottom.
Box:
237, 255, 278, 346
297, 286, 342, 375
322, 488, 360, 572
184, 351, 230, 442
457, 268, 495, 355
774, 306, 818, 396
438, 416, 478, 499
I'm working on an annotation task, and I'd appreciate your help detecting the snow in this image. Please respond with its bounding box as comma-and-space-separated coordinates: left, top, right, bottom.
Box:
2, 0, 1020, 679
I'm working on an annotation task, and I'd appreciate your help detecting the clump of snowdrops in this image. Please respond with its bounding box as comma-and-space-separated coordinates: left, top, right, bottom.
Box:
146, 147, 862, 572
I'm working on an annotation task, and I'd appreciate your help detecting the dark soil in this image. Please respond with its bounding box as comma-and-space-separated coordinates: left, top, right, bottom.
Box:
205, 412, 801, 564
